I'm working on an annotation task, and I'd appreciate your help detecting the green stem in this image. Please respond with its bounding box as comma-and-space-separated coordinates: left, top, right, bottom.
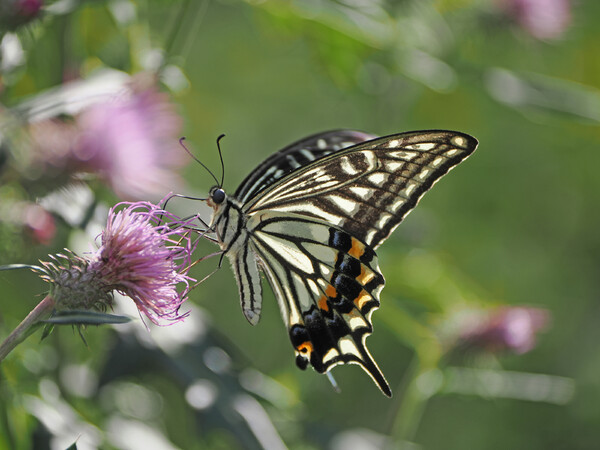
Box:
386, 352, 441, 446
0, 296, 55, 362
390, 360, 429, 442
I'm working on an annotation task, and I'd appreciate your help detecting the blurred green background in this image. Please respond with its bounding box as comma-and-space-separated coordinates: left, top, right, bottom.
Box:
1, 0, 599, 449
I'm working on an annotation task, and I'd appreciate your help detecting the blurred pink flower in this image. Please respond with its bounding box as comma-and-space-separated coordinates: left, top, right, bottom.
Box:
75, 87, 186, 200
24, 81, 187, 200
38, 198, 197, 325
16, 0, 43, 17
499, 0, 571, 40
22, 203, 55, 245
0, 0, 43, 30
457, 306, 550, 355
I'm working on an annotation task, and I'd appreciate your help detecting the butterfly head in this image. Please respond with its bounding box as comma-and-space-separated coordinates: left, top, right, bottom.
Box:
207, 186, 227, 209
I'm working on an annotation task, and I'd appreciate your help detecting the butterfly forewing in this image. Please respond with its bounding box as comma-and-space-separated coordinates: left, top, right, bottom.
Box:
234, 130, 376, 203
244, 130, 478, 249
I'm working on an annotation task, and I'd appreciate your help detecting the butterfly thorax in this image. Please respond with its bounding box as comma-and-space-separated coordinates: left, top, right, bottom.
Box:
207, 186, 248, 253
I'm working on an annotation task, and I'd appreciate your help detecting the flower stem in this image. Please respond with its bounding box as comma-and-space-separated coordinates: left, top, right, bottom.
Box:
388, 358, 430, 442
0, 295, 55, 362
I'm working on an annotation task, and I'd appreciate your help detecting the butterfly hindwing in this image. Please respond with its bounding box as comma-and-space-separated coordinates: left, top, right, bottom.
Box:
244, 130, 478, 249
247, 211, 391, 396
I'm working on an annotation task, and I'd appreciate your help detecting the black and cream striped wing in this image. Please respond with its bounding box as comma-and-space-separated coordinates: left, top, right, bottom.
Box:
234, 130, 376, 203
247, 211, 391, 396
243, 130, 478, 249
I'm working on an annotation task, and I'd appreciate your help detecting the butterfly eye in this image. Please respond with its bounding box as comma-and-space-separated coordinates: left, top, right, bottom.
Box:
211, 188, 226, 204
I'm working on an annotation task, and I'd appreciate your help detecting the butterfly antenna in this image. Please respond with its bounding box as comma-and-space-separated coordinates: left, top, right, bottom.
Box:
216, 134, 226, 187
179, 137, 220, 187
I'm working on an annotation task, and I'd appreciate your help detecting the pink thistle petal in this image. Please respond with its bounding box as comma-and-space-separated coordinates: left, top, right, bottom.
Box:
94, 197, 197, 325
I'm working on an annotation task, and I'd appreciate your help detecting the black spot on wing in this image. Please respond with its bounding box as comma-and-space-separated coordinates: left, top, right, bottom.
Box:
335, 253, 362, 277
289, 324, 310, 349
329, 294, 355, 315
329, 228, 352, 252
332, 272, 362, 301
358, 246, 375, 265
295, 354, 309, 370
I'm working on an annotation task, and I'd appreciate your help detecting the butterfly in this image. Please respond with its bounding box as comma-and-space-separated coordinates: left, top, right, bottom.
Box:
204, 129, 478, 396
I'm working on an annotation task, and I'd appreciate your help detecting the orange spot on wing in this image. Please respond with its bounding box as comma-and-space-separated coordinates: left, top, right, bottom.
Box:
357, 265, 375, 284
354, 290, 371, 310
297, 341, 313, 354
348, 238, 365, 259
318, 285, 337, 312
318, 296, 329, 312
325, 284, 337, 298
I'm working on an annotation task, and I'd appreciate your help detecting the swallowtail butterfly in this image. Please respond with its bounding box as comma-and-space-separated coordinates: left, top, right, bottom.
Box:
205, 129, 478, 396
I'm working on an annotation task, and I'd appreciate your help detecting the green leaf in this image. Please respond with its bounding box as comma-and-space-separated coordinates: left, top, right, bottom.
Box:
40, 323, 54, 341
0, 264, 43, 272
43, 310, 131, 326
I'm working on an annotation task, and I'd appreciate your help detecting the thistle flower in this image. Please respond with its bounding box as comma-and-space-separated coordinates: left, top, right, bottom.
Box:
38, 199, 196, 325
0, 199, 197, 361
455, 306, 550, 355
498, 0, 571, 40
23, 81, 186, 201
75, 86, 186, 200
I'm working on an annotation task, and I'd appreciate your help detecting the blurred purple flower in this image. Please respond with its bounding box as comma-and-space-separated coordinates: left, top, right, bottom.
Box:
75, 85, 186, 200
499, 0, 571, 40
16, 0, 42, 16
38, 198, 196, 325
0, 0, 43, 30
23, 80, 187, 200
457, 307, 550, 355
